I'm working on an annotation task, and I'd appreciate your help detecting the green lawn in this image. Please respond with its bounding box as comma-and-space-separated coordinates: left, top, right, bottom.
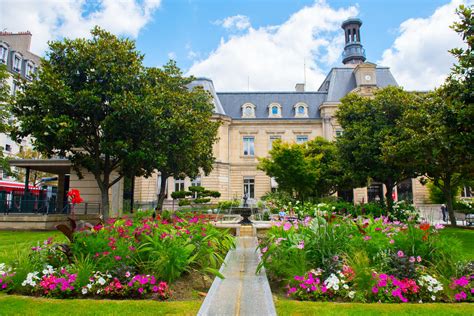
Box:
0, 231, 65, 264
0, 228, 473, 315
0, 294, 200, 315
275, 299, 474, 315
440, 227, 474, 260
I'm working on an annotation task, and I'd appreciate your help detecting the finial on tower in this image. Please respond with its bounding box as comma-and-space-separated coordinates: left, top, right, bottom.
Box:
341, 18, 366, 65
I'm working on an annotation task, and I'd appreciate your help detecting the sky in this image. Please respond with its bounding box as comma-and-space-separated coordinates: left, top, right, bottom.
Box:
1, 0, 472, 91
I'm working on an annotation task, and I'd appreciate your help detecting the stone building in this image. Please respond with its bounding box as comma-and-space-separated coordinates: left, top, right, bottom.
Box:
0, 31, 40, 164
135, 18, 432, 208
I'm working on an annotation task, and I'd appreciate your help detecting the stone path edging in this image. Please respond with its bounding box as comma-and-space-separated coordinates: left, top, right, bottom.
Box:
197, 237, 277, 316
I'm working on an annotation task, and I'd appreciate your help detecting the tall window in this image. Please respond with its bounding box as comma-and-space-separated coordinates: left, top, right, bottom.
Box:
13, 54, 21, 72
243, 177, 255, 199
462, 186, 473, 198
174, 178, 185, 192
397, 179, 413, 203
368, 183, 383, 202
268, 103, 281, 118
243, 136, 255, 156
0, 45, 7, 64
242, 103, 256, 118
294, 102, 308, 118
191, 175, 201, 187
269, 135, 281, 150
26, 62, 34, 79
296, 135, 308, 144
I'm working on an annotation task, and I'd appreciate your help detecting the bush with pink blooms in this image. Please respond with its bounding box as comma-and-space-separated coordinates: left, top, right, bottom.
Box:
258, 213, 472, 303
0, 211, 234, 299
451, 275, 474, 302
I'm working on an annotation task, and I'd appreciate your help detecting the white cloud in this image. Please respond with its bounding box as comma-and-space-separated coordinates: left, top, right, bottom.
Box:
378, 0, 471, 90
189, 1, 358, 91
0, 0, 161, 55
215, 15, 251, 31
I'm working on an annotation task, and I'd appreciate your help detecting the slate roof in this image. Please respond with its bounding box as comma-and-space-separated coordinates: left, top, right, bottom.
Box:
317, 66, 398, 102
189, 65, 398, 119
216, 92, 327, 119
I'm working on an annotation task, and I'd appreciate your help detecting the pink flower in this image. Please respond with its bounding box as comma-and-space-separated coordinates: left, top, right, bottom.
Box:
416, 256, 422, 262
454, 291, 467, 301
297, 241, 305, 249
283, 222, 292, 231
363, 235, 371, 241
409, 256, 415, 263
397, 250, 404, 258
389, 239, 395, 244
138, 287, 144, 294
372, 286, 379, 294
434, 223, 445, 230
261, 247, 268, 253
287, 287, 297, 295
125, 271, 131, 278
114, 256, 121, 261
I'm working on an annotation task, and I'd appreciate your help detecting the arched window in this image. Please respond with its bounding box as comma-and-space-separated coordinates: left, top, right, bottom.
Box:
268, 103, 282, 118
294, 102, 308, 118
241, 103, 256, 118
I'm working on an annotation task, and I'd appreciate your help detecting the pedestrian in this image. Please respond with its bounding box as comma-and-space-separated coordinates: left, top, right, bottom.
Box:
441, 204, 447, 222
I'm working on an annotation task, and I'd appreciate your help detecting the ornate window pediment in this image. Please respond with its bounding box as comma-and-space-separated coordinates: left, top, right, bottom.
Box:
241, 103, 256, 118
294, 102, 308, 118
268, 103, 282, 118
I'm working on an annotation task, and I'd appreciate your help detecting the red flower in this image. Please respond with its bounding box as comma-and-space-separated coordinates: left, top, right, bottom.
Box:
419, 222, 430, 231
67, 189, 84, 205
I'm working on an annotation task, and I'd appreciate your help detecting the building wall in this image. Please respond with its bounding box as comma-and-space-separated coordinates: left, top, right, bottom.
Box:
69, 168, 124, 217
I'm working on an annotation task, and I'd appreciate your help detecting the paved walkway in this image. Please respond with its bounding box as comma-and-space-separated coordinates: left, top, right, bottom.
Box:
197, 237, 277, 316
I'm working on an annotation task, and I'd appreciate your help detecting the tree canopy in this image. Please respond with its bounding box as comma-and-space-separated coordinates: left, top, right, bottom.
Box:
336, 86, 420, 211
142, 62, 220, 210
258, 137, 349, 201
9, 28, 155, 217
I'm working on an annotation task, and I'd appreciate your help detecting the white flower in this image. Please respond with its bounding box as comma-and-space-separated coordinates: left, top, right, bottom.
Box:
324, 274, 340, 291
97, 289, 101, 294
343, 284, 349, 290
82, 288, 88, 295
22, 271, 40, 287
87, 284, 92, 289
431, 295, 436, 301
42, 265, 55, 276
348, 291, 355, 299
98, 277, 106, 285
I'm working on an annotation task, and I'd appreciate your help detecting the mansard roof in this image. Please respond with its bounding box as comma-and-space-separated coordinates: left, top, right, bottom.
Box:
317, 66, 398, 102
216, 91, 326, 119
189, 64, 398, 119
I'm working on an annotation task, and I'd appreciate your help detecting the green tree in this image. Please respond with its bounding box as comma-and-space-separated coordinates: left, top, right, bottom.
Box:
11, 27, 155, 218
336, 86, 419, 212
258, 137, 348, 201
384, 5, 473, 226
143, 62, 220, 210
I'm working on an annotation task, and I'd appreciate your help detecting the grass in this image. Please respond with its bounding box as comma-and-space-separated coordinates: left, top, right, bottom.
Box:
275, 299, 474, 315
0, 294, 200, 315
439, 227, 474, 260
1, 228, 473, 315
0, 231, 66, 264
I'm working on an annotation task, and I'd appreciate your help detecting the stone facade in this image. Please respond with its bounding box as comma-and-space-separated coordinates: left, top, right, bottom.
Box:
134, 18, 431, 209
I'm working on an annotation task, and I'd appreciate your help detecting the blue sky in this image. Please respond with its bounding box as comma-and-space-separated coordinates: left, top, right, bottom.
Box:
137, 0, 450, 70
2, 0, 470, 90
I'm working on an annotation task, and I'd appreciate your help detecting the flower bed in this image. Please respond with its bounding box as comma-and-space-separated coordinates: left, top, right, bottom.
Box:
0, 212, 234, 299
258, 214, 473, 303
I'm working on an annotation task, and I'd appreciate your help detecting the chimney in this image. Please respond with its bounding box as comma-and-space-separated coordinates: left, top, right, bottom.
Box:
295, 83, 305, 92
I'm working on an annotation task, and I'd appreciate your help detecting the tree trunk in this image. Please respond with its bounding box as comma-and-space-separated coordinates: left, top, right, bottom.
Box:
442, 177, 457, 227
384, 181, 395, 216
100, 187, 110, 221
156, 173, 168, 211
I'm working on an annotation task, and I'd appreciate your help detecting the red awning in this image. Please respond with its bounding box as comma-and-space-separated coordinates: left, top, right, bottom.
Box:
0, 180, 41, 191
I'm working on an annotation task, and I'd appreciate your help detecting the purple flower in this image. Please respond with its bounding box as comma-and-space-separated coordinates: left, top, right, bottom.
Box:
138, 287, 144, 294
372, 286, 379, 294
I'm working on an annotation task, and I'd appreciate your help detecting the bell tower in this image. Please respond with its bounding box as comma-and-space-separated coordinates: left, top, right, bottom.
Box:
341, 18, 366, 65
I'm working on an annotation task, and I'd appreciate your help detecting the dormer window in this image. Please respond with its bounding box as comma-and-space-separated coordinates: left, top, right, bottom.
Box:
25, 61, 35, 79
241, 103, 256, 118
268, 103, 282, 118
13, 53, 22, 73
294, 102, 308, 118
0, 44, 8, 64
